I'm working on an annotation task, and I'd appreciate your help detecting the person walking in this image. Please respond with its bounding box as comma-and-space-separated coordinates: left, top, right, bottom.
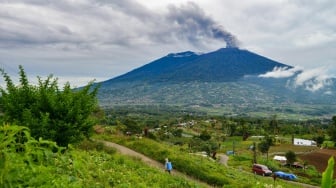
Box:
165, 158, 173, 174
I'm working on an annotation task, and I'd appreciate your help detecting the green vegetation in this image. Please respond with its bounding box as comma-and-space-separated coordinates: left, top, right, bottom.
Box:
1, 125, 204, 187
96, 133, 299, 187
0, 66, 99, 146
321, 157, 334, 188
1, 66, 335, 187
98, 81, 336, 120
99, 108, 333, 186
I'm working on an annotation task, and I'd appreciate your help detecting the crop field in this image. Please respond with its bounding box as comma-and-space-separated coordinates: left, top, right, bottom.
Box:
298, 149, 336, 177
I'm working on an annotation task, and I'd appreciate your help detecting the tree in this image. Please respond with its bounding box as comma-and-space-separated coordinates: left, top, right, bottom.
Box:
252, 142, 257, 164
258, 140, 270, 160
269, 115, 278, 135
313, 135, 325, 147
264, 135, 275, 146
122, 118, 142, 134
172, 129, 183, 137
285, 150, 296, 167
0, 65, 99, 146
201, 140, 219, 159
328, 116, 336, 146
199, 130, 211, 141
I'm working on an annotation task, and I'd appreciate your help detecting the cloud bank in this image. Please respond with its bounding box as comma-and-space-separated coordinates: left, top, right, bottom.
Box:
0, 0, 335, 87
0, 1, 238, 50
259, 66, 302, 78
259, 66, 334, 92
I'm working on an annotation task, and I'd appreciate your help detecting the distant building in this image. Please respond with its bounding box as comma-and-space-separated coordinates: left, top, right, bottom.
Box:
293, 138, 316, 146
273, 155, 287, 164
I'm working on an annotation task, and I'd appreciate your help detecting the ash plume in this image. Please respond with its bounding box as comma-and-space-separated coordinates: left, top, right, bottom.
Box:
166, 2, 239, 48
211, 27, 239, 48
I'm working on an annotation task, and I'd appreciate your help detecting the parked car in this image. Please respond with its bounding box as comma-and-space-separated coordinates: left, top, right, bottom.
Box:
252, 164, 272, 176
274, 171, 297, 181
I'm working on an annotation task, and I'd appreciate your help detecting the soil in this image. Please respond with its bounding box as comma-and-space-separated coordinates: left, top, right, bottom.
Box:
217, 154, 229, 166
298, 149, 336, 177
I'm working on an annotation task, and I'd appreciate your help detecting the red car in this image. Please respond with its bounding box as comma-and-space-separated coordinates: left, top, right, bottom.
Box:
252, 164, 272, 176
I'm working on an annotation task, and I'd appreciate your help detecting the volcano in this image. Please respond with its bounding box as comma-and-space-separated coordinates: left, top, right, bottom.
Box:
97, 47, 336, 119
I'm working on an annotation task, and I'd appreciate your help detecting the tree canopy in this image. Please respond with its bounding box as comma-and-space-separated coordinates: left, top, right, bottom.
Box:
0, 65, 99, 146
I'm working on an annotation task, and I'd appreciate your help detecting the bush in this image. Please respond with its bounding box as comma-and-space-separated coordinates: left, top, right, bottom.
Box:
0, 65, 99, 146
1, 125, 204, 188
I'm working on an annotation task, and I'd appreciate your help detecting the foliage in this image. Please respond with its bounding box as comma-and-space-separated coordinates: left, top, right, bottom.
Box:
1, 125, 203, 187
258, 141, 270, 159
0, 65, 99, 146
285, 150, 296, 166
122, 117, 143, 134
172, 129, 183, 137
313, 135, 325, 147
321, 156, 334, 188
104, 135, 299, 187
199, 130, 211, 141
328, 116, 336, 146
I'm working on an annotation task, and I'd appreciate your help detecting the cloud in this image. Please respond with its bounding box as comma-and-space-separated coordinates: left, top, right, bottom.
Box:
293, 67, 334, 91
259, 66, 335, 92
293, 31, 336, 48
0, 1, 238, 50
0, 0, 335, 88
259, 66, 302, 78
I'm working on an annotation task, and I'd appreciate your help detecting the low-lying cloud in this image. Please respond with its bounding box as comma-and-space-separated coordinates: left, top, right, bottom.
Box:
259, 66, 334, 92
259, 66, 302, 78
293, 67, 334, 92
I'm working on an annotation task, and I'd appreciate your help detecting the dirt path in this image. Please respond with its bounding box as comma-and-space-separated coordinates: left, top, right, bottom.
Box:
98, 140, 319, 188
217, 154, 229, 166
97, 140, 212, 188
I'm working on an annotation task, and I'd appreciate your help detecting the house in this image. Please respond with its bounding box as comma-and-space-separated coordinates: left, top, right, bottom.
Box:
273, 155, 287, 163
293, 138, 316, 146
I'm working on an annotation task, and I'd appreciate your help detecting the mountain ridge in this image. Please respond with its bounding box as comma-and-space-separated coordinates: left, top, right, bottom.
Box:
102, 47, 291, 84
97, 47, 336, 119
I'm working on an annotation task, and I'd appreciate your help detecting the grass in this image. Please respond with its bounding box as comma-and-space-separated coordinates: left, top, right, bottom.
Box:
1, 125, 206, 188
97, 134, 305, 188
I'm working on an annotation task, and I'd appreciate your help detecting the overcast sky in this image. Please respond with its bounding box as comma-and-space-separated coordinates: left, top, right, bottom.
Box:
0, 0, 335, 87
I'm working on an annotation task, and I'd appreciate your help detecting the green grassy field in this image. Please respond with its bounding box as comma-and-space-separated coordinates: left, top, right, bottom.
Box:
97, 133, 309, 188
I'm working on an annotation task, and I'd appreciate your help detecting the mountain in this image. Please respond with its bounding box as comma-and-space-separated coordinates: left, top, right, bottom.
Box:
98, 48, 336, 119
106, 48, 290, 83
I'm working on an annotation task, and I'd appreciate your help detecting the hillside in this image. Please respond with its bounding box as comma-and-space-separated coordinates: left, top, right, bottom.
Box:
97, 48, 336, 119
103, 48, 290, 84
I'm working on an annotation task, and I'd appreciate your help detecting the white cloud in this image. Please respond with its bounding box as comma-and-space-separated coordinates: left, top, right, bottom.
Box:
259, 66, 302, 78
259, 65, 335, 92
293, 67, 334, 91
0, 0, 335, 87
294, 32, 336, 47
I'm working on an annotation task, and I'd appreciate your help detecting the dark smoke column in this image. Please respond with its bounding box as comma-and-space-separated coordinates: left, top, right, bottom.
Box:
166, 2, 240, 49
212, 27, 239, 48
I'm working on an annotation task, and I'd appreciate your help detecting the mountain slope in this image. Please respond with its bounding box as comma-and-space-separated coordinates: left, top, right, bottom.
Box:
98, 48, 336, 119
102, 48, 291, 84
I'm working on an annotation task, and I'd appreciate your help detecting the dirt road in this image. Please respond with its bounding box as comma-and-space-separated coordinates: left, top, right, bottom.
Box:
98, 140, 212, 188
98, 140, 319, 188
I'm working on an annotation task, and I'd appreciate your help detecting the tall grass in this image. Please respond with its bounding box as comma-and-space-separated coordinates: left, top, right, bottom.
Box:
105, 135, 300, 187
0, 125, 206, 187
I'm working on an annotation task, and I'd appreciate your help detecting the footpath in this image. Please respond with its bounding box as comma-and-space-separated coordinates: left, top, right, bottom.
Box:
98, 140, 212, 188
97, 140, 319, 188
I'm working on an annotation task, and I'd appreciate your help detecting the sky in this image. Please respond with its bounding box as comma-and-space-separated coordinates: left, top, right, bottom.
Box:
0, 0, 335, 87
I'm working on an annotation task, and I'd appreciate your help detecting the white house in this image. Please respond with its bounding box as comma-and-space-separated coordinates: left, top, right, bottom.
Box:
293, 138, 316, 146
273, 155, 287, 163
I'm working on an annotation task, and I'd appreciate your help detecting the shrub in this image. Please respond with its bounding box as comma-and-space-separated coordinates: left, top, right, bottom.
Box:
0, 65, 99, 146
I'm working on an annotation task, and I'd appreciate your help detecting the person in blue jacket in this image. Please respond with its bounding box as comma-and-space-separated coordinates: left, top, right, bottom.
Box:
165, 158, 173, 174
